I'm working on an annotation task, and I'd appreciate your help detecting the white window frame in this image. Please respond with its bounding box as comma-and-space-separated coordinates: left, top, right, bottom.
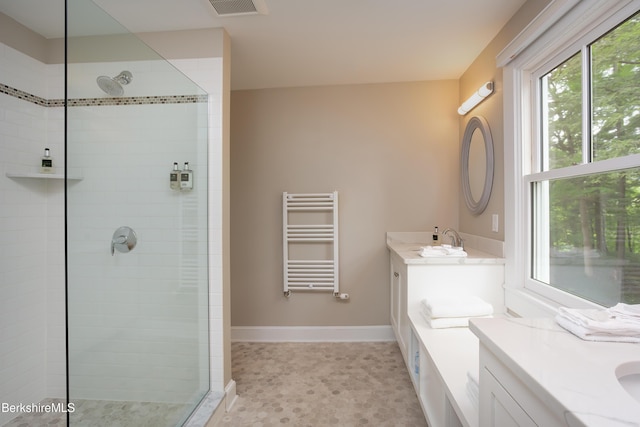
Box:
502, 0, 640, 317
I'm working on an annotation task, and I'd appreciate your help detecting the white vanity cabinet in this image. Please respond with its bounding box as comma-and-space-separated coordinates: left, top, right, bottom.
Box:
389, 250, 505, 367
479, 343, 559, 427
471, 317, 640, 427
387, 232, 506, 427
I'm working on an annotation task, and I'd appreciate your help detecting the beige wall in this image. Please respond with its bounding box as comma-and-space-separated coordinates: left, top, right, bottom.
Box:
229, 0, 553, 328
0, 12, 62, 63
230, 81, 460, 326
458, 0, 552, 240
0, 12, 225, 65
220, 29, 233, 393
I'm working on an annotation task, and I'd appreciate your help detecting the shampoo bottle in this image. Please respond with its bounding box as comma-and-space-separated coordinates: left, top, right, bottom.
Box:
40, 148, 53, 173
170, 162, 180, 190
180, 162, 193, 190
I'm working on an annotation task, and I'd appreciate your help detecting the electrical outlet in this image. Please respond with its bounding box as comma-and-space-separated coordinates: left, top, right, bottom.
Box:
492, 214, 499, 232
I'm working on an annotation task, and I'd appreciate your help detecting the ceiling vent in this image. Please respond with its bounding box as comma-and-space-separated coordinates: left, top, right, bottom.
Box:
209, 0, 268, 17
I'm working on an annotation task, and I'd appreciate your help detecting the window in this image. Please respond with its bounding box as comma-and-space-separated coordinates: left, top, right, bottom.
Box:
528, 10, 640, 306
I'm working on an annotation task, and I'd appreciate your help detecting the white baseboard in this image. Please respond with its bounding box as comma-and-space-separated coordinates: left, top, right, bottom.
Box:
231, 325, 395, 342
224, 379, 237, 411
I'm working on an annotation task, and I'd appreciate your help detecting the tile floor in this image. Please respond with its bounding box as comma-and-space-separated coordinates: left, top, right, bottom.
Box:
219, 341, 427, 426
2, 398, 191, 427
3, 342, 426, 427
2, 399, 67, 427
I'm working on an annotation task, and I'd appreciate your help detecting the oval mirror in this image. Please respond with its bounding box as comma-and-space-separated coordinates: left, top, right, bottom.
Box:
461, 116, 494, 215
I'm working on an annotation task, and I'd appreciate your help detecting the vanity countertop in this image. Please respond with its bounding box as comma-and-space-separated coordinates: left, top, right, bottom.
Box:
470, 317, 640, 427
387, 232, 505, 265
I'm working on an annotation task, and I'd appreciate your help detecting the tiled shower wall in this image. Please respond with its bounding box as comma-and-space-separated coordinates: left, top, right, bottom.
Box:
66, 98, 210, 404
0, 43, 65, 426
0, 41, 223, 424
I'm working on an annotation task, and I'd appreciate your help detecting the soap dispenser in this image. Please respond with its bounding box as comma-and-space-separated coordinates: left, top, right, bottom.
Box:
180, 162, 193, 190
432, 226, 440, 246
40, 148, 53, 173
169, 162, 180, 190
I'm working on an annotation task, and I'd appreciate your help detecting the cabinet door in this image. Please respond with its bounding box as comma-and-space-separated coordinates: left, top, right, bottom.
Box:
390, 261, 410, 360
390, 257, 409, 362
481, 368, 536, 427
397, 268, 408, 357
390, 262, 400, 331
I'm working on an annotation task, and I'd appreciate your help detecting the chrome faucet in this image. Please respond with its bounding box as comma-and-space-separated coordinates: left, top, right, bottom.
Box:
442, 228, 463, 248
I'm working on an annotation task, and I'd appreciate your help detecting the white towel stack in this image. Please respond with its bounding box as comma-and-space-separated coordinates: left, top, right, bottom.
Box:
420, 295, 493, 329
418, 244, 467, 258
465, 370, 479, 411
555, 303, 640, 343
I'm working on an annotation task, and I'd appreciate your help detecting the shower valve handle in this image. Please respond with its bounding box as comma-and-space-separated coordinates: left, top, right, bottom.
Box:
111, 226, 137, 256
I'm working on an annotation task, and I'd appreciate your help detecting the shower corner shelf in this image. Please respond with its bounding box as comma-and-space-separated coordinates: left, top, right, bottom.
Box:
6, 171, 83, 181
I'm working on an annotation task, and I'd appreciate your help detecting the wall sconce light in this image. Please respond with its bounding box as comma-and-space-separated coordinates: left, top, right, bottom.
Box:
457, 81, 494, 115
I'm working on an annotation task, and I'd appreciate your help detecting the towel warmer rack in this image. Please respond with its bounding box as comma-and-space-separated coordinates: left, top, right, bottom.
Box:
283, 191, 339, 296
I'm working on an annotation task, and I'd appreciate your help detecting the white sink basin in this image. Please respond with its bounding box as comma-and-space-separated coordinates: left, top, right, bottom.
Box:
616, 362, 640, 404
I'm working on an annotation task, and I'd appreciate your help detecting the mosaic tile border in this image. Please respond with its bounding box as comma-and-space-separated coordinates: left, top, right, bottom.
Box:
1, 83, 49, 106
1, 83, 207, 108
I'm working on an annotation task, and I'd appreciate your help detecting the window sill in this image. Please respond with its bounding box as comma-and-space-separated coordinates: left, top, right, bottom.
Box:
504, 285, 608, 317
504, 287, 561, 318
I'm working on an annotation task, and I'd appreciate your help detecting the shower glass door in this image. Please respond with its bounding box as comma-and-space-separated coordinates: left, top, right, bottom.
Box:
65, 1, 209, 425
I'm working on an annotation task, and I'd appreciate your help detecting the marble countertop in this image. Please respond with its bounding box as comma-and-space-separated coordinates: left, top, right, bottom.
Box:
470, 317, 640, 427
387, 232, 505, 265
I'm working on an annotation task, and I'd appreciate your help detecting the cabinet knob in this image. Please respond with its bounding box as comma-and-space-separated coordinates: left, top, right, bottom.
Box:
394, 272, 399, 278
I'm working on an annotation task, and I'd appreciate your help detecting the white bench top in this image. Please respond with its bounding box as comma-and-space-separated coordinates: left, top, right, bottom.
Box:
409, 310, 479, 427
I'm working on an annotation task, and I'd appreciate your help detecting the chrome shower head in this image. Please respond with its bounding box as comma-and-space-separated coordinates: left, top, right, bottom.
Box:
96, 70, 133, 96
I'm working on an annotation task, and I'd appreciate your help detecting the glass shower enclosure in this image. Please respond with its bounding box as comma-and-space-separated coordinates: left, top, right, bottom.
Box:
1, 0, 215, 423
65, 0, 210, 425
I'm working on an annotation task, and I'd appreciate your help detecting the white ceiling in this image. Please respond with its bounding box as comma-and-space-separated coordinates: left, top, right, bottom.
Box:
0, 0, 527, 90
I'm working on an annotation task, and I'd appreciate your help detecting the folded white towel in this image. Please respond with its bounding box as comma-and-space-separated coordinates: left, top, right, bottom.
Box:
608, 303, 640, 321
555, 314, 640, 343
466, 380, 479, 411
418, 245, 467, 258
422, 295, 494, 319
466, 370, 479, 411
557, 306, 640, 335
420, 309, 491, 329
466, 369, 479, 387
425, 315, 470, 329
